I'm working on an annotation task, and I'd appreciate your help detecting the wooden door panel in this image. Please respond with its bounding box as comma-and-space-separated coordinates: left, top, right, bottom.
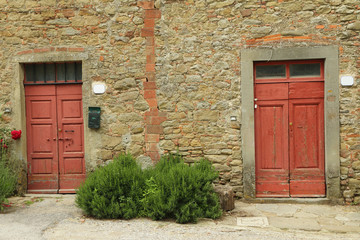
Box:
61, 100, 82, 119
31, 125, 53, 152
25, 92, 58, 193
255, 83, 288, 101
31, 158, 52, 174
57, 85, 85, 193
63, 124, 83, 152
63, 158, 84, 174
289, 82, 324, 99
292, 104, 320, 168
289, 99, 325, 197
255, 100, 289, 197
30, 102, 54, 119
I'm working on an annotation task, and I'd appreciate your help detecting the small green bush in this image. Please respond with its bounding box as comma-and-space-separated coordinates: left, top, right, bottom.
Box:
0, 162, 16, 211
0, 128, 16, 212
76, 153, 222, 223
75, 154, 146, 219
142, 154, 222, 223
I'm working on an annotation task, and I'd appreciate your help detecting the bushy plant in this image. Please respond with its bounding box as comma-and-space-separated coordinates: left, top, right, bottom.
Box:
76, 154, 146, 219
142, 154, 222, 223
0, 161, 16, 211
76, 153, 222, 223
0, 127, 16, 211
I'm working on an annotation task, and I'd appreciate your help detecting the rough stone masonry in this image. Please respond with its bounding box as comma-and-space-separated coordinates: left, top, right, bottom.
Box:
0, 0, 359, 203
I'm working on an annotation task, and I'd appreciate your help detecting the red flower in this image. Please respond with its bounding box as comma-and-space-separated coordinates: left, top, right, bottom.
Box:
3, 144, 8, 148
0, 139, 2, 143
11, 130, 22, 140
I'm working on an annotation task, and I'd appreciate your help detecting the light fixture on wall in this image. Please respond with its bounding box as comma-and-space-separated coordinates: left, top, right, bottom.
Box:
3, 108, 11, 113
92, 83, 106, 94
340, 76, 354, 86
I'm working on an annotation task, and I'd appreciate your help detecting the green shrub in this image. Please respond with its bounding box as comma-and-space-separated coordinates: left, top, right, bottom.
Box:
142, 154, 222, 223
0, 161, 16, 211
0, 128, 16, 212
76, 153, 222, 223
75, 154, 146, 219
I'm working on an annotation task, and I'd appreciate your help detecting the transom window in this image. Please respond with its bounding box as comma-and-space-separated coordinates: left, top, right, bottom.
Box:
24, 62, 82, 85
254, 60, 323, 83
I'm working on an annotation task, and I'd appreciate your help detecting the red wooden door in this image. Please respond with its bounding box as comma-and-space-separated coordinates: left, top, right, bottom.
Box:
26, 85, 85, 193
289, 82, 325, 197
254, 61, 325, 198
26, 86, 58, 193
255, 84, 289, 197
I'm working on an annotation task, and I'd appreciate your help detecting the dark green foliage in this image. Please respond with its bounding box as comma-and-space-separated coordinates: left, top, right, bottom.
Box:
75, 154, 145, 219
142, 154, 222, 223
0, 162, 16, 211
0, 128, 16, 212
76, 153, 222, 223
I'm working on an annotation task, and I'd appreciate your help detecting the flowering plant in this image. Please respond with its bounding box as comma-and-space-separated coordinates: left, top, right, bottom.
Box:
11, 130, 21, 140
0, 139, 7, 149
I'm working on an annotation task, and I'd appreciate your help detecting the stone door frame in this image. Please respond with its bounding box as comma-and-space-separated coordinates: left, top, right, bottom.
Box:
12, 51, 90, 191
241, 46, 341, 201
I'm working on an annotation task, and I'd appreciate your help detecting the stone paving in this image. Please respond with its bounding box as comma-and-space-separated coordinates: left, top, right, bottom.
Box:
0, 195, 359, 240
229, 201, 360, 237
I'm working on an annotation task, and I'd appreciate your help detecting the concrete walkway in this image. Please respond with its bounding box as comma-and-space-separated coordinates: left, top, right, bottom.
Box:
0, 195, 359, 240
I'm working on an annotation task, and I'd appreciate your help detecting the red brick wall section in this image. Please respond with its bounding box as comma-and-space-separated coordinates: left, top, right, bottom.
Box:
138, 1, 165, 162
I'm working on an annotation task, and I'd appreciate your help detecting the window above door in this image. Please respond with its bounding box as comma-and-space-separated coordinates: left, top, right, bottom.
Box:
24, 62, 82, 85
254, 60, 324, 83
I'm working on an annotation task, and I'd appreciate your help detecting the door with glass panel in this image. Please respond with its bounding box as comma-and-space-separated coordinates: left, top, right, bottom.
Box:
254, 60, 325, 197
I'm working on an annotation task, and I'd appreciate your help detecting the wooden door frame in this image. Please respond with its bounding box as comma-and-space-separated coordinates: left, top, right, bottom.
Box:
241, 46, 341, 201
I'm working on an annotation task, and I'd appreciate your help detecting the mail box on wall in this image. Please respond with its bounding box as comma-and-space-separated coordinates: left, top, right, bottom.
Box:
88, 107, 101, 129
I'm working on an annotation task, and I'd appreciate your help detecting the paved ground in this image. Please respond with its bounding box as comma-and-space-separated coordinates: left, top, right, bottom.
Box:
0, 195, 360, 240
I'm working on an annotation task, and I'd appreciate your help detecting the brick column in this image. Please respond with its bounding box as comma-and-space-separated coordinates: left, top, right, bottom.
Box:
138, 1, 165, 162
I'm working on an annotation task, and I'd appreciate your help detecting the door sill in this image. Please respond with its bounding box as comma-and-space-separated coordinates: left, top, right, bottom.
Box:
244, 197, 331, 204
58, 189, 76, 194
27, 189, 58, 194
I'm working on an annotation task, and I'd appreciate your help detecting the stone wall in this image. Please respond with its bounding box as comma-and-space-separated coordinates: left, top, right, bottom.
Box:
0, 0, 150, 172
155, 0, 359, 201
0, 0, 359, 203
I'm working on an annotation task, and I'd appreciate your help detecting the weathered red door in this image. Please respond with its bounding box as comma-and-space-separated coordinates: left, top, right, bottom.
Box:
254, 61, 325, 197
289, 82, 325, 197
26, 85, 85, 193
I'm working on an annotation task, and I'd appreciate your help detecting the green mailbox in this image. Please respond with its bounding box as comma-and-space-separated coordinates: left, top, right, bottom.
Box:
88, 107, 101, 129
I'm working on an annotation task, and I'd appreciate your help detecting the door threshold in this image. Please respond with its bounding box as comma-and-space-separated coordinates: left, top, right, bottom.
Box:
243, 197, 333, 205
25, 193, 75, 198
